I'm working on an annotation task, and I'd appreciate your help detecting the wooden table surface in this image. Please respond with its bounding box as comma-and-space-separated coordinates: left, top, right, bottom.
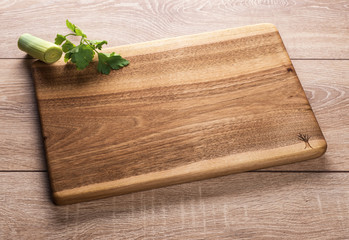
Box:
1, 0, 348, 239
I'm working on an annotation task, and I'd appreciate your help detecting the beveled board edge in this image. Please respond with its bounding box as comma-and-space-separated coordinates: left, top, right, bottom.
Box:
54, 140, 326, 205
31, 23, 327, 205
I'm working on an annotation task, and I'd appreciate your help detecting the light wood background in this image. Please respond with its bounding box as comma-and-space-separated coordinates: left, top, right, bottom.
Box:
0, 0, 348, 239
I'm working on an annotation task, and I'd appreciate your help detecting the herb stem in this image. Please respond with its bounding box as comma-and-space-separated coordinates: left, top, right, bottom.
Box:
56, 19, 129, 74
64, 33, 76, 37
83, 39, 100, 55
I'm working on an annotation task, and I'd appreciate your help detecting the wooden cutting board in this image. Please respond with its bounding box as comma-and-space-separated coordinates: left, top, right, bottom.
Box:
32, 23, 327, 205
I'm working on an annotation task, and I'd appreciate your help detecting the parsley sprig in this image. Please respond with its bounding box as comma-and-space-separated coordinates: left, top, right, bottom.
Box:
55, 20, 129, 74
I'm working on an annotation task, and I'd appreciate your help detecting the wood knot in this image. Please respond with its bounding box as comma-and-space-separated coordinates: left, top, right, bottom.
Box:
287, 67, 293, 72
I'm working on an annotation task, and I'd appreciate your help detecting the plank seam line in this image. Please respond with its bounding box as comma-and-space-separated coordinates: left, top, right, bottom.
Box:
1, 170, 349, 173
1, 57, 349, 60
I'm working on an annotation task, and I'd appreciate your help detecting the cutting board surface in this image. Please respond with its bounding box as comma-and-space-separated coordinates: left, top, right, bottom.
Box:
32, 24, 326, 205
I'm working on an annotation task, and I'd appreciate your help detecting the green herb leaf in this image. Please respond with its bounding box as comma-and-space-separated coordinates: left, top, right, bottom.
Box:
107, 52, 129, 70
66, 19, 86, 37
70, 45, 95, 70
97, 52, 111, 74
64, 52, 72, 63
66, 19, 76, 32
61, 40, 75, 52
75, 28, 86, 38
97, 52, 130, 74
90, 40, 108, 50
54, 34, 66, 45
56, 20, 129, 74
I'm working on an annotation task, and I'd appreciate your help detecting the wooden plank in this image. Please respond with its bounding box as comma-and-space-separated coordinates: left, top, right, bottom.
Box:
0, 59, 45, 170
0, 0, 347, 237
2, 0, 349, 59
31, 24, 326, 204
0, 59, 347, 171
1, 172, 349, 239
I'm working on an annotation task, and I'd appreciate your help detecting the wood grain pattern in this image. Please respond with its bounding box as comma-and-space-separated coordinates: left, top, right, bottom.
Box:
32, 24, 326, 205
1, 172, 349, 239
0, 59, 46, 170
2, 0, 348, 59
1, 59, 347, 171
267, 60, 349, 171
1, 0, 349, 238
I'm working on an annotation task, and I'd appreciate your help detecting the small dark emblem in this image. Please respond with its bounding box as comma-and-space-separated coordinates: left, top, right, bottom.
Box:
298, 133, 313, 149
